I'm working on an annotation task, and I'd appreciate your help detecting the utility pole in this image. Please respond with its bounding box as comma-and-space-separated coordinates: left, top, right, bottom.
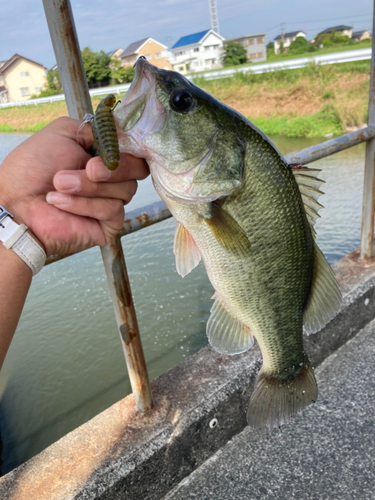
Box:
281, 23, 285, 54
209, 0, 220, 34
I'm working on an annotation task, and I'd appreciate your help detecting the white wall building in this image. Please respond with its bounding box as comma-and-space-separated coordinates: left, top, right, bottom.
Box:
274, 31, 306, 55
170, 29, 225, 74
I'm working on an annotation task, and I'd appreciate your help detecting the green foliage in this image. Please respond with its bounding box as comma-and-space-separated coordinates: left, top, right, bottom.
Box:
322, 90, 335, 100
250, 105, 343, 138
81, 47, 111, 84
110, 58, 135, 83
266, 41, 274, 50
47, 69, 62, 91
288, 36, 309, 54
223, 41, 247, 66
0, 124, 16, 132
315, 30, 350, 48
30, 69, 62, 98
31, 88, 62, 98
0, 122, 47, 133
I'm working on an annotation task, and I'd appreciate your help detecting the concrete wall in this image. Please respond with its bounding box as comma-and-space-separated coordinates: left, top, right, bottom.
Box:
1, 246, 375, 500
229, 35, 267, 62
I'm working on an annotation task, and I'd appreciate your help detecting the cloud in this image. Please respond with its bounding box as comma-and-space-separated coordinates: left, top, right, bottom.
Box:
0, 0, 371, 67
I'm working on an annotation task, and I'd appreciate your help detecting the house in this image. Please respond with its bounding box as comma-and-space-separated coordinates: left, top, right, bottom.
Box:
317, 25, 353, 38
120, 38, 171, 70
107, 48, 123, 72
274, 31, 306, 54
0, 54, 46, 103
352, 30, 371, 41
225, 33, 266, 62
170, 29, 225, 74
107, 48, 123, 59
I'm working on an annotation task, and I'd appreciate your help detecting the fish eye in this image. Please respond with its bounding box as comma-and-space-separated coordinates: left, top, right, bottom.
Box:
170, 90, 194, 113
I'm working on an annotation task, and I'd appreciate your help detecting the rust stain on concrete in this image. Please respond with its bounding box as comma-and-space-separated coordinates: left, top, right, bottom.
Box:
6, 393, 170, 500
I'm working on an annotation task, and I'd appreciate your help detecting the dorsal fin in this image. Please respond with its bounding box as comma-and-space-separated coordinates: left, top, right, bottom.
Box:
291, 166, 325, 235
303, 242, 342, 333
173, 223, 201, 277
207, 293, 254, 354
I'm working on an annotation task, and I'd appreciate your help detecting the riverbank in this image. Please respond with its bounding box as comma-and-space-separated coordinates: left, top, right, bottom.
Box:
196, 60, 370, 138
0, 60, 370, 138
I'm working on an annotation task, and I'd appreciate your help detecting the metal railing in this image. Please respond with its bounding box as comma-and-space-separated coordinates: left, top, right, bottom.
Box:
0, 83, 131, 109
40, 0, 375, 415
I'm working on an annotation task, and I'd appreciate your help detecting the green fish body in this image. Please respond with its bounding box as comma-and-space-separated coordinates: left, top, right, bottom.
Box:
114, 60, 342, 428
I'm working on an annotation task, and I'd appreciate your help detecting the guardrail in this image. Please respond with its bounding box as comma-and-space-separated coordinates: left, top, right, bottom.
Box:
0, 48, 371, 109
0, 83, 131, 109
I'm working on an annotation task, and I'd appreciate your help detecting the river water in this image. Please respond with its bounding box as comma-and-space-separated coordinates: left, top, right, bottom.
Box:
0, 132, 365, 473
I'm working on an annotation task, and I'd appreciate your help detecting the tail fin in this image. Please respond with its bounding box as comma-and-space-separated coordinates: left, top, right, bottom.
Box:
247, 363, 318, 429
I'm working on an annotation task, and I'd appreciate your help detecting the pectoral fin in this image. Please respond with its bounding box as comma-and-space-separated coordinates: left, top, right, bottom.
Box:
173, 222, 202, 277
303, 242, 342, 333
200, 203, 251, 257
207, 293, 254, 355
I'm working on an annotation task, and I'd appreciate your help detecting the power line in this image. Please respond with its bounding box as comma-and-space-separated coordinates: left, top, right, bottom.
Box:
287, 13, 372, 25
264, 12, 371, 34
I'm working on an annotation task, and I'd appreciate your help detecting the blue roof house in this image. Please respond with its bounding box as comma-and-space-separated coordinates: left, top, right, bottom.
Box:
170, 29, 225, 74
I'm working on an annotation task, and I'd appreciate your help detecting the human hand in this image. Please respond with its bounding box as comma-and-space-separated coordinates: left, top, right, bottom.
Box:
0, 117, 149, 257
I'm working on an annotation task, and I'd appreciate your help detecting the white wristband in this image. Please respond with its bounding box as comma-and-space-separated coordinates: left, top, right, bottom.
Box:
0, 206, 46, 276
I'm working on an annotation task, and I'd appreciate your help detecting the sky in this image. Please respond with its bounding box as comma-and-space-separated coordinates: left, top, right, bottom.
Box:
0, 0, 372, 68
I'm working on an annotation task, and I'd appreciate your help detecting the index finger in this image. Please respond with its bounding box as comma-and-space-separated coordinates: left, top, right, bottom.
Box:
86, 154, 150, 183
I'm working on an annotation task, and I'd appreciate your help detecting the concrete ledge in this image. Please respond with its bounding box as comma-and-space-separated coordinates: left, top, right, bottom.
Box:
1, 248, 375, 500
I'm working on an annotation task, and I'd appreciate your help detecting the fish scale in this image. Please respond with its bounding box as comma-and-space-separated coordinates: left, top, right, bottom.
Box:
114, 59, 342, 428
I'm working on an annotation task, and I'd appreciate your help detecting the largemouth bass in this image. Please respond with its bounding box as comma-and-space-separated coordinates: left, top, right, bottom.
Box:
114, 59, 342, 428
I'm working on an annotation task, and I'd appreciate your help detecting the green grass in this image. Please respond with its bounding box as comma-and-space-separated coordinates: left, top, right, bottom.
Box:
250, 105, 344, 138
193, 60, 370, 91
0, 122, 49, 133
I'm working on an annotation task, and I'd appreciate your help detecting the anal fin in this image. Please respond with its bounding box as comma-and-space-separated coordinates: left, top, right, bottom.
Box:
173, 222, 201, 278
303, 242, 342, 333
207, 293, 253, 355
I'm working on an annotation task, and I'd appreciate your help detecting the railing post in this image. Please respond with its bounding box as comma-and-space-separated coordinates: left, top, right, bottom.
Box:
360, 0, 375, 259
42, 0, 153, 413
101, 236, 152, 412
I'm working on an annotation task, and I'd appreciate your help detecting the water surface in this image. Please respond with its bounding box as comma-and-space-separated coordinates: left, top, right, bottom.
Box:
0, 132, 365, 473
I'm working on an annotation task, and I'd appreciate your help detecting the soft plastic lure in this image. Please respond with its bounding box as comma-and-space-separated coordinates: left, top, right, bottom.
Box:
84, 94, 120, 171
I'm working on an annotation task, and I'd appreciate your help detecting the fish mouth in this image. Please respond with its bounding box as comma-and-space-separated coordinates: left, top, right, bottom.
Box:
114, 59, 160, 136
121, 58, 155, 107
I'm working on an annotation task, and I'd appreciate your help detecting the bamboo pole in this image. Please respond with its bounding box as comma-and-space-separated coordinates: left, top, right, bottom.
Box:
42, 0, 153, 413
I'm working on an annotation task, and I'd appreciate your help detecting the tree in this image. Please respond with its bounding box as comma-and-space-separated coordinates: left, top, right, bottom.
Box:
288, 36, 309, 54
223, 41, 247, 66
31, 68, 62, 98
81, 47, 111, 85
314, 30, 350, 48
266, 41, 274, 50
110, 58, 135, 84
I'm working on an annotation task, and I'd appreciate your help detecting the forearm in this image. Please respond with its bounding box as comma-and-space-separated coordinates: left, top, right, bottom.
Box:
0, 244, 32, 369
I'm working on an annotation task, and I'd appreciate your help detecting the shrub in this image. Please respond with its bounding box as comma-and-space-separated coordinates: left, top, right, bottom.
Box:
223, 41, 247, 66
288, 36, 309, 54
